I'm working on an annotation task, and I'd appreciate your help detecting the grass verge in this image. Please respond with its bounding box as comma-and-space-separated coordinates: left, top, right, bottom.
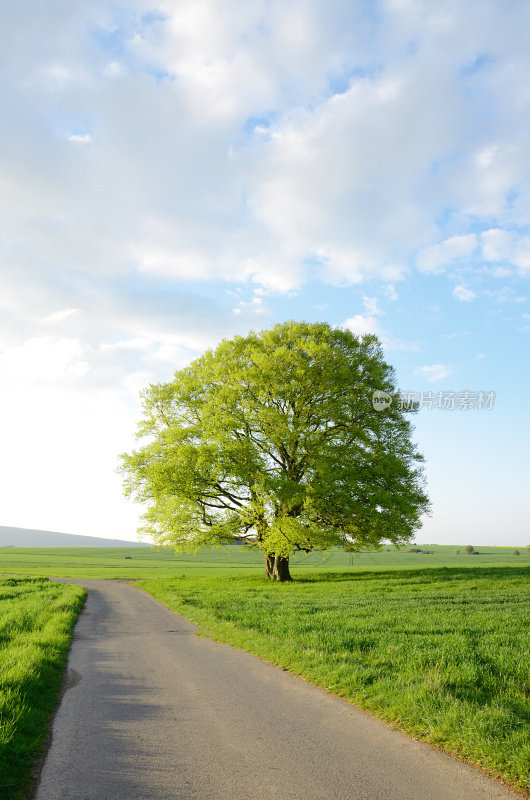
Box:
139, 566, 530, 794
0, 578, 86, 800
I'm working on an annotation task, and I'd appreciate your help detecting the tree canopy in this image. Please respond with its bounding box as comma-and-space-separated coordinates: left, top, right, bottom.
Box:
119, 321, 430, 580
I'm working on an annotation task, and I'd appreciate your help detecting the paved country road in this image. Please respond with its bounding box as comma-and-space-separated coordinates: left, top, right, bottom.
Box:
35, 579, 520, 800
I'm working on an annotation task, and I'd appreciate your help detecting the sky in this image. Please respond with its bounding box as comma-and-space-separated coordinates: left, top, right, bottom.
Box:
0, 0, 529, 546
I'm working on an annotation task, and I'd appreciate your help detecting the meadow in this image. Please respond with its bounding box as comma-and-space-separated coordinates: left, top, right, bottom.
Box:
141, 566, 530, 793
0, 542, 527, 579
0, 545, 528, 795
0, 578, 86, 800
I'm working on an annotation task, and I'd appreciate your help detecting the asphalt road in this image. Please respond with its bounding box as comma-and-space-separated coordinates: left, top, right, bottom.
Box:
35, 579, 520, 800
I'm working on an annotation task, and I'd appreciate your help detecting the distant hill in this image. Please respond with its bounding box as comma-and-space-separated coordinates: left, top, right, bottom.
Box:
0, 526, 150, 548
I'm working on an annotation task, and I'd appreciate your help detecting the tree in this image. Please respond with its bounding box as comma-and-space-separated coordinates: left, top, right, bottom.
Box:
465, 545, 475, 554
119, 321, 430, 581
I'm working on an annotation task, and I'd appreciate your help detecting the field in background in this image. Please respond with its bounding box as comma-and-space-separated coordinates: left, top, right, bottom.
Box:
0, 578, 86, 800
141, 567, 530, 793
0, 543, 528, 579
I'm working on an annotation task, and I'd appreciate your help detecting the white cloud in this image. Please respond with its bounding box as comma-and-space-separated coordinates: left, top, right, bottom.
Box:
342, 295, 419, 350
385, 284, 399, 301
488, 266, 512, 278
417, 235, 477, 273
416, 363, 452, 382
342, 314, 380, 337
513, 237, 530, 274
342, 296, 382, 337
0, 337, 91, 384
233, 296, 268, 316
453, 285, 476, 301
45, 308, 80, 323
362, 296, 380, 316
2, 0, 530, 298
463, 142, 523, 218
484, 285, 527, 304
104, 61, 125, 78
101, 336, 154, 353
0, 381, 143, 538
479, 229, 530, 276
2, 0, 530, 540
481, 228, 514, 262
67, 133, 92, 144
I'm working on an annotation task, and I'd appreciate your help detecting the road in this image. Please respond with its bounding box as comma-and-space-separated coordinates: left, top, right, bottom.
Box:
35, 579, 520, 800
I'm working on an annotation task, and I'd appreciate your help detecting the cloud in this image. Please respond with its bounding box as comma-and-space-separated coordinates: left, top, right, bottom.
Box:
477, 229, 530, 276
417, 235, 477, 273
453, 285, 476, 301
480, 228, 514, 262
67, 133, 92, 144
3, 0, 529, 300
362, 296, 380, 316
233, 296, 268, 316
342, 313, 380, 337
341, 295, 419, 350
513, 237, 530, 274
0, 376, 144, 537
385, 284, 399, 301
0, 337, 91, 385
416, 363, 452, 382
343, 301, 420, 351
1, 0, 530, 305
342, 296, 382, 337
2, 0, 530, 538
488, 266, 512, 278
45, 308, 81, 323
484, 285, 527, 304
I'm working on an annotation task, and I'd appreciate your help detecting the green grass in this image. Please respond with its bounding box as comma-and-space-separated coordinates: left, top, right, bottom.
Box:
1, 545, 528, 792
139, 566, 530, 794
0, 578, 86, 800
0, 543, 528, 579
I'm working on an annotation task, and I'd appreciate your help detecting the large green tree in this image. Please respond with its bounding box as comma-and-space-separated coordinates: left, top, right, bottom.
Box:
120, 321, 429, 580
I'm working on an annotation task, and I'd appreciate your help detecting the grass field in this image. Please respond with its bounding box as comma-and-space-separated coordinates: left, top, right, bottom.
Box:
0, 545, 528, 794
0, 578, 86, 800
139, 566, 530, 794
0, 543, 528, 579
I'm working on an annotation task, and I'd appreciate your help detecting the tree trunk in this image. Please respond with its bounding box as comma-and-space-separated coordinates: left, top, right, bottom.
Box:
264, 553, 275, 579
272, 555, 292, 582
264, 554, 292, 581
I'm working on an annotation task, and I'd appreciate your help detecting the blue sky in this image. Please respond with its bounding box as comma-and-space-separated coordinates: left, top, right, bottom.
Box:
0, 0, 528, 545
